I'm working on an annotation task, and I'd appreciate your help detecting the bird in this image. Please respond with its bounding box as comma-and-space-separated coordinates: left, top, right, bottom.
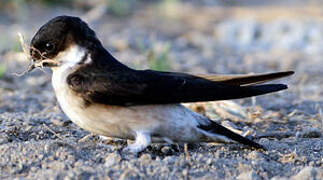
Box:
28, 15, 293, 153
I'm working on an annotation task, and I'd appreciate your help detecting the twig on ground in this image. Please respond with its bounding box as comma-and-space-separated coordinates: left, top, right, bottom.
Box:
78, 133, 96, 143
317, 105, 323, 129
184, 143, 190, 161
256, 131, 294, 139
43, 123, 64, 140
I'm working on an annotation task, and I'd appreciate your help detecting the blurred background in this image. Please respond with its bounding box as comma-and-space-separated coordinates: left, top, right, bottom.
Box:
0, 0, 322, 104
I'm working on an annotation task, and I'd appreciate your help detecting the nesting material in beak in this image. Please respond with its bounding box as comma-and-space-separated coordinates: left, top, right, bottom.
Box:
12, 33, 35, 76
14, 32, 57, 76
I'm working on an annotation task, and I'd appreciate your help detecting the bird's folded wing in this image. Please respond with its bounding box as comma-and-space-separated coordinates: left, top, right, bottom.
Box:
67, 69, 294, 106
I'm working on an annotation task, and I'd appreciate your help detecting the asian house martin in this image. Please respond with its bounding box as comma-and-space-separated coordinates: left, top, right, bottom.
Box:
28, 16, 294, 153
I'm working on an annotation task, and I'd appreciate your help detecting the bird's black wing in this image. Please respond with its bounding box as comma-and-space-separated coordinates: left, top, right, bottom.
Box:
67, 65, 293, 106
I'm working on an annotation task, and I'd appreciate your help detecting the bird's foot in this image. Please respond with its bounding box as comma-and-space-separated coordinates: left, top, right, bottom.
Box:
122, 131, 151, 154
122, 144, 144, 154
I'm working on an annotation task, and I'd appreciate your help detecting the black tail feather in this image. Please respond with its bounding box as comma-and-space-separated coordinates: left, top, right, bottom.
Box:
198, 121, 266, 150
216, 84, 288, 100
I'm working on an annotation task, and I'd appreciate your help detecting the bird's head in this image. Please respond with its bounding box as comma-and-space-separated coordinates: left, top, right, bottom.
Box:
29, 16, 100, 70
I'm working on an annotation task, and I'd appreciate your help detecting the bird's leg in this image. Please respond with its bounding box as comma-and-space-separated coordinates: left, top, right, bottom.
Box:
123, 131, 151, 153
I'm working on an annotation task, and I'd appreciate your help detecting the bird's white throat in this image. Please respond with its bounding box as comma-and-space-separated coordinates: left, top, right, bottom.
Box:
53, 45, 91, 68
51, 45, 90, 92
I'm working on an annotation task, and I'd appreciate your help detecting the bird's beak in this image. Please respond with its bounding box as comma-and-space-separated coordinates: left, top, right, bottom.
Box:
23, 58, 37, 73
27, 60, 36, 72
26, 58, 60, 73
34, 59, 60, 68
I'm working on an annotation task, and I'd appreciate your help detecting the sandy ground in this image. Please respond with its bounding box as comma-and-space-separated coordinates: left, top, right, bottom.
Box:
0, 2, 322, 179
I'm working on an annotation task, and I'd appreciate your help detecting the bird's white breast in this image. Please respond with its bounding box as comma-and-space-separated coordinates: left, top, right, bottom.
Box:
51, 45, 89, 129
50, 45, 138, 137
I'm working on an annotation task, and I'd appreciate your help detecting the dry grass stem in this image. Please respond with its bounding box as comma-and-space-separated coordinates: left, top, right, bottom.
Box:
318, 107, 323, 129
78, 133, 96, 143
13, 32, 34, 76
43, 123, 64, 140
18, 32, 29, 56
13, 32, 49, 76
184, 143, 190, 161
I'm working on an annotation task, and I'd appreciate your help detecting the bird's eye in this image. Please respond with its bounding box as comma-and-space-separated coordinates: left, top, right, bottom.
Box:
45, 42, 55, 52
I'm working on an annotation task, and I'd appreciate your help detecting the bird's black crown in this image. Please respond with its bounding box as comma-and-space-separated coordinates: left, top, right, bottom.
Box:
30, 15, 101, 61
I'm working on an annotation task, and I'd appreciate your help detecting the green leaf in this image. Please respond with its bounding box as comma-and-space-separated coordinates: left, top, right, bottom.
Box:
0, 65, 6, 78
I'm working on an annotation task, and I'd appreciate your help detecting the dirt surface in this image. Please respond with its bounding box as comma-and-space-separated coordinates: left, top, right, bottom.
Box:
0, 2, 322, 179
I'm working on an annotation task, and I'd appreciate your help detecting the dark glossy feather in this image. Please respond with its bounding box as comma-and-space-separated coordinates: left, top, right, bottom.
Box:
67, 61, 292, 106
198, 121, 265, 150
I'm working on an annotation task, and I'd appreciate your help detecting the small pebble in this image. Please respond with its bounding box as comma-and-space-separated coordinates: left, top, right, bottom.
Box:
161, 146, 174, 155
105, 153, 121, 167
290, 166, 322, 180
